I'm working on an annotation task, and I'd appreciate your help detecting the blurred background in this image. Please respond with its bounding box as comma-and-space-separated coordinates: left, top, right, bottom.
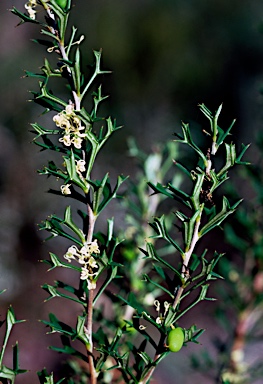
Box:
1, 0, 263, 383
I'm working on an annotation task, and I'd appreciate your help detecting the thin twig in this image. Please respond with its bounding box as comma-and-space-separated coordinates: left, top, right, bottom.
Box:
46, 7, 81, 110
58, 43, 81, 110
85, 203, 97, 383
172, 213, 202, 309
87, 288, 97, 384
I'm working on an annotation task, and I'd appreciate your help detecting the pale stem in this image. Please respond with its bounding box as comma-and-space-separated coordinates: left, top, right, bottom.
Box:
45, 5, 94, 383
173, 213, 201, 309
86, 204, 97, 383
87, 289, 97, 384
58, 43, 81, 111
46, 8, 81, 110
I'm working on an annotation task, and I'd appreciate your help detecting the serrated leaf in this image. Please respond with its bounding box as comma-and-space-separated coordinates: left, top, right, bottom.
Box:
190, 172, 204, 210
150, 215, 184, 255
143, 273, 173, 298
72, 47, 81, 94
64, 206, 86, 242
184, 209, 201, 250
143, 242, 182, 279
75, 314, 90, 346
94, 266, 118, 305
199, 197, 242, 237
43, 252, 81, 271
49, 338, 88, 362
42, 283, 85, 306
11, 7, 40, 25
137, 351, 153, 365
42, 314, 75, 337
174, 122, 207, 165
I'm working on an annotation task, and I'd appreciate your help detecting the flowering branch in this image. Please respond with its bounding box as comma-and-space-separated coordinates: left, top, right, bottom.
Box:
9, 2, 250, 383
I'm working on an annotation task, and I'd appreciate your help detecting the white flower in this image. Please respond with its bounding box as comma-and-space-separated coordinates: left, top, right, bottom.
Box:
64, 245, 78, 262
80, 265, 98, 279
154, 300, 160, 312
71, 135, 83, 149
25, 0, 37, 19
87, 256, 98, 269
53, 114, 71, 130
80, 265, 90, 280
80, 243, 90, 256
76, 159, 86, 174
89, 239, 100, 254
60, 184, 71, 195
72, 116, 84, 129
164, 301, 170, 316
65, 104, 75, 115
80, 240, 100, 256
78, 254, 87, 265
59, 134, 71, 146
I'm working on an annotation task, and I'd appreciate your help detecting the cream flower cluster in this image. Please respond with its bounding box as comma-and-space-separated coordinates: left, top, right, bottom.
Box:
25, 0, 37, 20
53, 104, 86, 149
64, 239, 100, 290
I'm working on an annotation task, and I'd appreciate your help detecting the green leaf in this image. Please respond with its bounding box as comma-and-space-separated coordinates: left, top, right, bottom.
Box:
39, 215, 82, 244
49, 337, 88, 362
217, 143, 236, 178
91, 86, 109, 119
183, 209, 201, 250
236, 143, 251, 165
0, 365, 16, 383
42, 252, 81, 271
42, 283, 85, 306
97, 174, 128, 214
174, 122, 207, 166
72, 47, 81, 94
94, 266, 118, 305
64, 206, 86, 242
199, 197, 242, 237
80, 50, 111, 101
0, 307, 25, 368
143, 273, 173, 298
137, 351, 153, 365
148, 182, 174, 199
190, 172, 205, 210
75, 314, 90, 346
41, 313, 76, 337
149, 215, 184, 255
143, 242, 182, 278
37, 369, 57, 384
11, 7, 40, 25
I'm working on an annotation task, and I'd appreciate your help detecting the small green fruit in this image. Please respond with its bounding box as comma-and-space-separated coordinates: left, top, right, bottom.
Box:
55, 0, 67, 9
167, 327, 184, 352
